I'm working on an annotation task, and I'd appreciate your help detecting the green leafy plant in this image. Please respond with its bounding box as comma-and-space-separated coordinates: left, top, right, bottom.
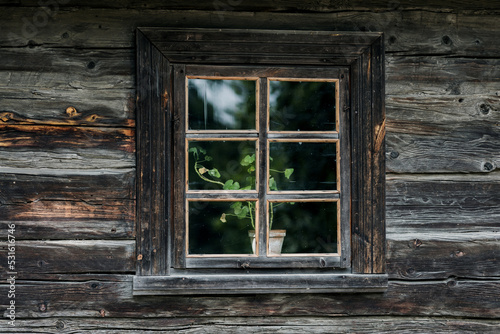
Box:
189, 146, 294, 229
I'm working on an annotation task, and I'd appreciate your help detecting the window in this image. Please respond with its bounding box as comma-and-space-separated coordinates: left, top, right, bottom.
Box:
134, 28, 387, 294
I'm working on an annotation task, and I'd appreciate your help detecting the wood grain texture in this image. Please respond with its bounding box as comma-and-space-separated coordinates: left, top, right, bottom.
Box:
0, 48, 133, 90
1, 8, 499, 57
0, 148, 135, 171
0, 125, 134, 152
386, 56, 500, 96
387, 232, 500, 280
1, 278, 499, 318
387, 178, 500, 233
8, 0, 500, 11
0, 172, 135, 239
386, 120, 500, 173
4, 317, 500, 334
0, 240, 135, 277
0, 2, 499, 331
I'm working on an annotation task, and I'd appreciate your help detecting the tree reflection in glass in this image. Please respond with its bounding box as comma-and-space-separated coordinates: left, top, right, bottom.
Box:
188, 79, 256, 130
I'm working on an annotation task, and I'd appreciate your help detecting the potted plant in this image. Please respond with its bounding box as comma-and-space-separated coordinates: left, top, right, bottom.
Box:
189, 146, 293, 254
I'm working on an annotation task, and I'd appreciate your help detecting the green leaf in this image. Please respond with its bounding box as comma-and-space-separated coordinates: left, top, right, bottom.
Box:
247, 165, 255, 173
205, 155, 213, 161
240, 154, 255, 166
208, 168, 221, 178
223, 180, 240, 190
199, 147, 206, 155
235, 206, 249, 219
231, 202, 242, 210
188, 147, 198, 157
284, 168, 294, 179
240, 185, 252, 190
269, 177, 278, 191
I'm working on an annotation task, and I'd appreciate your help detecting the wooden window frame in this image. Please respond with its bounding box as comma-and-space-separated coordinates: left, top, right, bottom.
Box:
134, 28, 387, 295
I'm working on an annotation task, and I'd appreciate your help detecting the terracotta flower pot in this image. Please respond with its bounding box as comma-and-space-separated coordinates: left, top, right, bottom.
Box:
248, 230, 286, 255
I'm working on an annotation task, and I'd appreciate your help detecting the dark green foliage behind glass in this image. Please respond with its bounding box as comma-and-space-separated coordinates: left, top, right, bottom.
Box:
269, 81, 336, 131
270, 201, 338, 254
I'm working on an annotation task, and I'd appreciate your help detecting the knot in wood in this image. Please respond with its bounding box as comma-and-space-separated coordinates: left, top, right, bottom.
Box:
66, 106, 79, 118
0, 112, 14, 122
38, 302, 47, 312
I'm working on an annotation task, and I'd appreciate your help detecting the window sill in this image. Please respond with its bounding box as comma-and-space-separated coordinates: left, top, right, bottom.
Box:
133, 273, 388, 295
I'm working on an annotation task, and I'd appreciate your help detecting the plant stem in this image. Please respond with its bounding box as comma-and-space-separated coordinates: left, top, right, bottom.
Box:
194, 162, 225, 187
248, 201, 254, 229
269, 168, 286, 174
269, 202, 274, 230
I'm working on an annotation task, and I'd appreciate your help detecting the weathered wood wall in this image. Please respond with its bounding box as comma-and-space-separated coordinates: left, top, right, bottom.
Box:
0, 1, 499, 332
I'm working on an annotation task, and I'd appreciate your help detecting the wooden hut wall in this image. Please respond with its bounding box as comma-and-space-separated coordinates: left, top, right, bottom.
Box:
0, 1, 499, 332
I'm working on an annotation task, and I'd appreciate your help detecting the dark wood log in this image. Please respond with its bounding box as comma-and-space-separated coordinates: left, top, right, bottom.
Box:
386, 178, 500, 232
0, 220, 133, 240
1, 8, 499, 57
386, 120, 500, 173
387, 95, 500, 123
0, 125, 134, 152
1, 278, 499, 318
387, 232, 500, 280
0, 91, 134, 128
0, 199, 134, 222
9, 0, 500, 11
0, 48, 133, 90
0, 171, 135, 203
386, 56, 500, 96
0, 148, 135, 171
0, 241, 135, 277
6, 316, 500, 333
0, 172, 135, 239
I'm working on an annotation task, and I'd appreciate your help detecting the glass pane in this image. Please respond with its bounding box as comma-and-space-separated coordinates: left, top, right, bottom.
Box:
188, 79, 256, 130
188, 201, 256, 255
269, 142, 337, 191
269, 201, 338, 254
188, 141, 257, 190
269, 80, 336, 131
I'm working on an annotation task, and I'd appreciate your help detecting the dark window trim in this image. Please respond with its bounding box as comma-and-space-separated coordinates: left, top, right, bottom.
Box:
134, 28, 386, 294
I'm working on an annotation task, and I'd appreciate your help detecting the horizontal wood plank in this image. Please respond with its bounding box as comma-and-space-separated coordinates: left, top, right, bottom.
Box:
0, 148, 135, 170
5, 316, 500, 333
0, 90, 134, 127
0, 9, 499, 57
0, 199, 134, 222
386, 56, 500, 96
387, 178, 500, 232
1, 278, 499, 318
0, 220, 133, 240
0, 172, 135, 239
387, 95, 500, 123
7, 0, 500, 11
0, 241, 135, 276
386, 120, 500, 173
387, 232, 500, 280
0, 171, 135, 203
0, 125, 134, 151
0, 47, 133, 90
